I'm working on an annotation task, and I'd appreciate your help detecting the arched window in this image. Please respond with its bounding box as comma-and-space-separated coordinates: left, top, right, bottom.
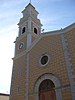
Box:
34, 28, 37, 34
39, 79, 55, 92
22, 27, 25, 34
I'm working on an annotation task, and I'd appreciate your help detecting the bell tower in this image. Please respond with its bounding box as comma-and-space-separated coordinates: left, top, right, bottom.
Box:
9, 3, 42, 100
18, 3, 42, 48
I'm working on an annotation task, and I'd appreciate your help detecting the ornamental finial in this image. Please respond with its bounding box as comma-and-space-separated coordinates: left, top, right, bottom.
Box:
30, 0, 31, 4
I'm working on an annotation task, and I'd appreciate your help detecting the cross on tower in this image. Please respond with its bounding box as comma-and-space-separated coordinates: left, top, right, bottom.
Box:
30, 0, 31, 3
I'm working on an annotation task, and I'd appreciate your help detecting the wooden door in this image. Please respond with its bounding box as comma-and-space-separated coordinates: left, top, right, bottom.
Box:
40, 90, 56, 100
39, 79, 56, 100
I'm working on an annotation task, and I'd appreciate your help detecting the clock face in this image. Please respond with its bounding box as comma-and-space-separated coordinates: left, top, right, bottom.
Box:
19, 43, 23, 49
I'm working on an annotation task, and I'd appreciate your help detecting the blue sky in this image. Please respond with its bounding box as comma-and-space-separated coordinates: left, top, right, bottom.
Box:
0, 0, 75, 94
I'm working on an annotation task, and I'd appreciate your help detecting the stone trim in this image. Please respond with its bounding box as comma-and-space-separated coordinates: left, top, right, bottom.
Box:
39, 54, 50, 67
42, 23, 75, 36
14, 23, 75, 60
25, 53, 30, 100
34, 73, 62, 100
0, 93, 9, 96
27, 33, 32, 49
15, 33, 27, 42
61, 33, 75, 100
13, 35, 42, 60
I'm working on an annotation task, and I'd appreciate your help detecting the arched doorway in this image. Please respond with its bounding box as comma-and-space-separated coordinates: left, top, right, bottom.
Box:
34, 74, 62, 100
39, 79, 56, 100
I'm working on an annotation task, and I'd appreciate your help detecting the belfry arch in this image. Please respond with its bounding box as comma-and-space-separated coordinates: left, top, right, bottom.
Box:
34, 73, 62, 100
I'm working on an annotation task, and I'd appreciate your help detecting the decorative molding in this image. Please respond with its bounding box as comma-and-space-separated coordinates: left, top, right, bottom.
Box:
25, 53, 30, 100
13, 50, 26, 60
14, 23, 75, 60
42, 23, 75, 36
0, 93, 9, 96
15, 33, 26, 42
27, 33, 32, 49
61, 33, 75, 100
13, 35, 42, 60
34, 73, 62, 100
28, 17, 31, 33
39, 54, 50, 67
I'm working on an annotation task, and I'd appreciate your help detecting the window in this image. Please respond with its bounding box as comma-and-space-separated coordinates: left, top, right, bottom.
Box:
39, 79, 55, 92
41, 55, 48, 65
40, 54, 50, 66
22, 27, 25, 34
34, 28, 37, 34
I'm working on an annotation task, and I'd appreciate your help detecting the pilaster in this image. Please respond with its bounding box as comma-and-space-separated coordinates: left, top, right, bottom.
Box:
61, 33, 75, 100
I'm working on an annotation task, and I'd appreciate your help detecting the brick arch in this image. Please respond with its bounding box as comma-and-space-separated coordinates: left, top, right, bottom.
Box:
34, 73, 62, 100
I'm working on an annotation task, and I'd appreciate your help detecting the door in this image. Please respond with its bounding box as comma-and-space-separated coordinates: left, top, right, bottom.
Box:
39, 79, 56, 100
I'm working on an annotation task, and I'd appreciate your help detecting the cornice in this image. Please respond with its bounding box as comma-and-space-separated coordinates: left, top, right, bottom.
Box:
13, 35, 42, 60
0, 93, 9, 96
14, 33, 27, 43
42, 23, 75, 36
12, 50, 26, 60
63, 22, 75, 33
13, 23, 75, 60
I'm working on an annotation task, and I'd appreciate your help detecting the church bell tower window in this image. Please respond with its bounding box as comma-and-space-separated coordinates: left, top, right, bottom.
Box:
22, 27, 25, 34
34, 28, 37, 34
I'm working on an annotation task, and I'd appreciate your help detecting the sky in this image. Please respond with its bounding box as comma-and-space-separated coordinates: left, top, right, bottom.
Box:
0, 0, 75, 94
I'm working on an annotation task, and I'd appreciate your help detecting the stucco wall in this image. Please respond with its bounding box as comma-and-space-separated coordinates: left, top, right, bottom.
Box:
0, 94, 9, 100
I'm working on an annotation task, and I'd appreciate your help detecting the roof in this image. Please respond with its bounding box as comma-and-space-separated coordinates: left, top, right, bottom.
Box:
42, 22, 75, 36
0, 93, 9, 96
22, 3, 39, 14
13, 22, 75, 60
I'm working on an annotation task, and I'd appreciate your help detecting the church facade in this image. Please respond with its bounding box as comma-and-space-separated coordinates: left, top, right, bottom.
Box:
9, 3, 75, 100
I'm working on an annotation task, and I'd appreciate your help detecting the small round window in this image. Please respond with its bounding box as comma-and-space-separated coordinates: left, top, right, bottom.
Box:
40, 54, 49, 66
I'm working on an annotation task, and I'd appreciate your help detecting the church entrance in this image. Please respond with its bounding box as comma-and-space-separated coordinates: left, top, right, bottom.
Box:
39, 79, 56, 100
